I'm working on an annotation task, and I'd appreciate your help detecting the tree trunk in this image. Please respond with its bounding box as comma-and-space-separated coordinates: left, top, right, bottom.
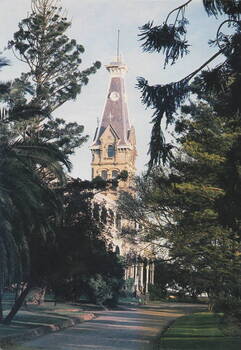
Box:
15, 283, 20, 301
3, 283, 31, 325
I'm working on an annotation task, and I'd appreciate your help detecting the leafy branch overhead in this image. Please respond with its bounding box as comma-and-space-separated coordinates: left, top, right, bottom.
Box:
139, 19, 190, 67
138, 0, 241, 168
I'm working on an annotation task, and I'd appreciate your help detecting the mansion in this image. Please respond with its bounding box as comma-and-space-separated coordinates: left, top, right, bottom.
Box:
90, 56, 155, 295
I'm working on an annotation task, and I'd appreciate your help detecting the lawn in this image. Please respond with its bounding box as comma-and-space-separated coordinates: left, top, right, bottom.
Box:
0, 301, 88, 350
159, 312, 241, 350
0, 303, 85, 336
2, 347, 36, 350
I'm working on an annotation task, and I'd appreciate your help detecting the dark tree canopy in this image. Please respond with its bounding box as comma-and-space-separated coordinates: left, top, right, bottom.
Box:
0, 1, 105, 324
118, 95, 241, 304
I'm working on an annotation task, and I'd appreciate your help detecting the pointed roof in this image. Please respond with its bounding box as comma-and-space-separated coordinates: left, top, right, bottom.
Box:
92, 59, 132, 147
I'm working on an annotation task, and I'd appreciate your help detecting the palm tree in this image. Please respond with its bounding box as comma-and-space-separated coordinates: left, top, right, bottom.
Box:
0, 56, 71, 323
0, 126, 71, 317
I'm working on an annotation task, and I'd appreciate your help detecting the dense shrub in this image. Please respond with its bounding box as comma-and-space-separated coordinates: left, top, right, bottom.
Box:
85, 274, 123, 306
122, 278, 135, 297
86, 274, 112, 305
149, 284, 167, 300
213, 297, 241, 321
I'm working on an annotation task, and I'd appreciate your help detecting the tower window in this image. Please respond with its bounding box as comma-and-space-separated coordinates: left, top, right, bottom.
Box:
116, 214, 122, 229
101, 170, 108, 180
112, 170, 119, 178
108, 145, 115, 158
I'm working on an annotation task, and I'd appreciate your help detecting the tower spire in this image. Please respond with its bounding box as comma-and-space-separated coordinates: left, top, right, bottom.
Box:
90, 42, 136, 184
117, 29, 120, 62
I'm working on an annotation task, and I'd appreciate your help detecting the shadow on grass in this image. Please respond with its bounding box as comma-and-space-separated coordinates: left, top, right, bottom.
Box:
160, 336, 241, 350
160, 312, 241, 350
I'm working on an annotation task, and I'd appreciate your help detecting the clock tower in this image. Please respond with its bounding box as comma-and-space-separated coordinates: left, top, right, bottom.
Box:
90, 57, 136, 192
90, 56, 155, 293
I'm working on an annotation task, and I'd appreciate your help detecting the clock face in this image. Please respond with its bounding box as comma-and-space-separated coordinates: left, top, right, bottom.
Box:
109, 91, 120, 101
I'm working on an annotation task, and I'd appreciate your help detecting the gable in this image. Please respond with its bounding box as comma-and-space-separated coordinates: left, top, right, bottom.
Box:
99, 124, 120, 144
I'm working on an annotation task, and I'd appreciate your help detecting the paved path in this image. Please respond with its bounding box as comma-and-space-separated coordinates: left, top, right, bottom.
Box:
22, 303, 205, 350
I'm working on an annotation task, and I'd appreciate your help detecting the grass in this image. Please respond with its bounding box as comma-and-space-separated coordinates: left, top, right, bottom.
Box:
0, 302, 86, 348
0, 294, 90, 350
2, 346, 37, 350
159, 312, 241, 350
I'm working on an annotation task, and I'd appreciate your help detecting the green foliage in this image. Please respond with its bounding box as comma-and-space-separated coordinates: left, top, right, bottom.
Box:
132, 1, 241, 308
160, 312, 241, 350
203, 0, 241, 18
0, 102, 73, 322
2, 0, 98, 164
40, 118, 88, 155
139, 19, 189, 67
138, 0, 241, 168
123, 278, 135, 297
118, 170, 128, 181
118, 96, 241, 304
0, 1, 101, 323
150, 260, 205, 301
137, 77, 188, 166
8, 0, 101, 112
85, 274, 113, 306
0, 56, 9, 69
36, 177, 125, 306
213, 297, 241, 321
148, 284, 167, 300
0, 133, 71, 280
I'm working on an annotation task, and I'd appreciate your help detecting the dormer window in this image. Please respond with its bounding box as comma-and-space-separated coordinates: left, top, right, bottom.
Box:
108, 145, 115, 158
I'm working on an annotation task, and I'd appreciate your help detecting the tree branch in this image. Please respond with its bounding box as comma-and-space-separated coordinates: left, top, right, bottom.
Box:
165, 0, 193, 24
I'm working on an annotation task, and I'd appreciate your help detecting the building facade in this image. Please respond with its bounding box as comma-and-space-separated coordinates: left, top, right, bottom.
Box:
90, 58, 137, 191
90, 57, 154, 296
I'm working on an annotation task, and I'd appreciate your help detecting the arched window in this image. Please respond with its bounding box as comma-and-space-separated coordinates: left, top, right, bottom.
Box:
108, 243, 113, 251
112, 170, 119, 178
116, 214, 122, 229
115, 246, 120, 255
108, 145, 115, 158
101, 170, 107, 180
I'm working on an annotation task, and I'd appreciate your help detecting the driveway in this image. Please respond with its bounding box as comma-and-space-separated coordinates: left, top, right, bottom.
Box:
22, 303, 205, 350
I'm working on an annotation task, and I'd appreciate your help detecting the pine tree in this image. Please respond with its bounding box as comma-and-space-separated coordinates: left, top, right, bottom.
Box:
0, 1, 102, 322
8, 0, 101, 113
5, 0, 101, 158
138, 0, 241, 167
118, 98, 241, 308
133, 0, 241, 310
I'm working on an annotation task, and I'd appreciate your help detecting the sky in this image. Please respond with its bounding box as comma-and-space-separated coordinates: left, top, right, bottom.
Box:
0, 0, 223, 179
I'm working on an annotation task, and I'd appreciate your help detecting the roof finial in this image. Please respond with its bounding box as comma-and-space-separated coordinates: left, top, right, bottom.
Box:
117, 29, 120, 62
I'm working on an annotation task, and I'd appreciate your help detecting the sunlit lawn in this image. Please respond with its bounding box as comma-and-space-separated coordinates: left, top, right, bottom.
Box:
160, 312, 241, 350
